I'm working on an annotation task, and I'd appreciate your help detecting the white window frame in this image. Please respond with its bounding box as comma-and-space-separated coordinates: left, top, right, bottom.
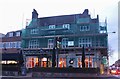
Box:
63, 24, 70, 29
78, 37, 92, 47
49, 25, 56, 29
30, 28, 39, 34
29, 40, 39, 48
48, 39, 54, 48
16, 32, 20, 36
9, 32, 13, 37
62, 38, 68, 48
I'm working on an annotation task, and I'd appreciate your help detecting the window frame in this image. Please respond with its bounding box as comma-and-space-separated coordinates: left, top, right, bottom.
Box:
48, 39, 54, 48
80, 25, 90, 31
78, 37, 92, 47
63, 24, 70, 29
49, 25, 56, 29
30, 28, 39, 34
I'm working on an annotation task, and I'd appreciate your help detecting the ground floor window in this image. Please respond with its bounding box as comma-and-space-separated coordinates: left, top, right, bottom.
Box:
59, 58, 66, 67
26, 57, 38, 68
25, 55, 96, 68
85, 57, 92, 68
26, 56, 51, 69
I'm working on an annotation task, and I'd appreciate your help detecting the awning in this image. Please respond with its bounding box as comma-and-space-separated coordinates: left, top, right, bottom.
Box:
2, 53, 23, 61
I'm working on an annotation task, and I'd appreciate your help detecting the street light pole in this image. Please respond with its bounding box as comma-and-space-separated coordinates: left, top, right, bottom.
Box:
88, 48, 91, 68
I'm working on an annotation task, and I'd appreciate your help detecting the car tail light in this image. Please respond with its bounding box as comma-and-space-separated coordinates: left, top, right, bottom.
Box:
111, 70, 116, 74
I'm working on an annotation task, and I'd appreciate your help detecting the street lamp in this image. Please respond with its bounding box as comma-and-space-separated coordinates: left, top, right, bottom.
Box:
88, 48, 91, 68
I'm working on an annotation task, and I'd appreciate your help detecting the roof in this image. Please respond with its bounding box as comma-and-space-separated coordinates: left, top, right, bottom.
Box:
37, 14, 91, 26
28, 9, 99, 27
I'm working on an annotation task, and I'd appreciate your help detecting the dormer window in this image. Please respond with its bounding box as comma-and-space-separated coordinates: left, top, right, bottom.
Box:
63, 24, 70, 29
16, 32, 20, 36
9, 32, 13, 37
30, 28, 39, 34
49, 25, 55, 29
80, 25, 90, 31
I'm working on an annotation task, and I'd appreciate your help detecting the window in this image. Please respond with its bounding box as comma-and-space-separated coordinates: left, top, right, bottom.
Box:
15, 41, 21, 48
5, 42, 10, 48
13, 42, 16, 48
80, 26, 90, 31
9, 32, 13, 37
10, 42, 12, 48
29, 40, 39, 48
30, 28, 39, 34
49, 25, 55, 29
78, 37, 92, 47
48, 39, 54, 48
63, 24, 70, 29
16, 42, 19, 48
16, 32, 20, 36
0, 42, 4, 48
62, 38, 68, 48
18, 42, 21, 48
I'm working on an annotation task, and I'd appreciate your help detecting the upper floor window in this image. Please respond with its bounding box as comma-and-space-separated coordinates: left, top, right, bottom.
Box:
62, 38, 68, 48
9, 32, 13, 37
16, 41, 21, 48
16, 32, 20, 36
0, 42, 4, 48
1, 41, 21, 48
48, 39, 54, 48
63, 24, 70, 29
78, 37, 92, 47
30, 28, 39, 34
29, 39, 39, 48
80, 26, 90, 31
49, 25, 55, 29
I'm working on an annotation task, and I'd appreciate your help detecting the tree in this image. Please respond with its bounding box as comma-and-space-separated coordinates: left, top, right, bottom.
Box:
108, 45, 114, 57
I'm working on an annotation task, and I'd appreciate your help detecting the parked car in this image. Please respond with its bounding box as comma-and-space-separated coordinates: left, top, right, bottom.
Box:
109, 67, 120, 75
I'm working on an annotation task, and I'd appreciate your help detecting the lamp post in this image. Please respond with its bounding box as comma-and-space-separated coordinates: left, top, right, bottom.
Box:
82, 45, 85, 68
88, 48, 91, 68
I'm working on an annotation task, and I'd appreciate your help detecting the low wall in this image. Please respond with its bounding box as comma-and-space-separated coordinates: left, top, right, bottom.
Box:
2, 65, 20, 76
31, 67, 100, 78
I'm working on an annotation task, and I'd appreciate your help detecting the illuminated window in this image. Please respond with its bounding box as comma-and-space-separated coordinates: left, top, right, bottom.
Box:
1, 60, 18, 64
7, 61, 17, 64
42, 57, 47, 61
1, 61, 7, 64
26, 57, 38, 68
59, 58, 66, 67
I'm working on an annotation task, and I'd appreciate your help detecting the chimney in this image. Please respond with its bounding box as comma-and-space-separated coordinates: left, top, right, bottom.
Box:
32, 9, 39, 19
83, 9, 89, 15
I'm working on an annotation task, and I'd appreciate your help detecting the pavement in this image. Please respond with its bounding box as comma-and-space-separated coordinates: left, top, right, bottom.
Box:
1, 73, 120, 79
